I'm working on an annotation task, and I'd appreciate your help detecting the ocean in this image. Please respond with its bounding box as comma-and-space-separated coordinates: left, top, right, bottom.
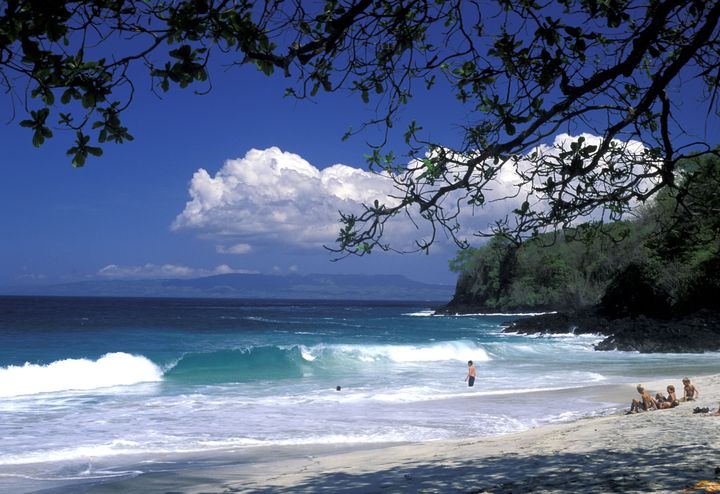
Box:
1, 296, 717, 492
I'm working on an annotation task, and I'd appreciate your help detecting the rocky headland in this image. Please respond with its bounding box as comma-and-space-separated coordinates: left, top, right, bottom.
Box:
502, 307, 720, 353
441, 248, 720, 353
438, 299, 720, 353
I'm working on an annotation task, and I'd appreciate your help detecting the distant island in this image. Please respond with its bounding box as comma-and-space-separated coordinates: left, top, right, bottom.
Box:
2, 273, 454, 302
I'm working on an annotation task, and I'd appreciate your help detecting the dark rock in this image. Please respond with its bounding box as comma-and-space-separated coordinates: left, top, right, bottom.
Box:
504, 308, 720, 353
504, 307, 613, 335
593, 310, 720, 353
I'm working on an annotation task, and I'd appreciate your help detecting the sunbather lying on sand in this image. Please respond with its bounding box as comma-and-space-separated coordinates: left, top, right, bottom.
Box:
628, 384, 658, 414
655, 385, 680, 409
655, 393, 668, 408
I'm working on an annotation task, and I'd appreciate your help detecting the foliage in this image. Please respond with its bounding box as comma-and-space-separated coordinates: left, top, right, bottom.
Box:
450, 221, 645, 310
2, 1, 720, 248
451, 235, 517, 309
637, 153, 720, 308
449, 154, 720, 312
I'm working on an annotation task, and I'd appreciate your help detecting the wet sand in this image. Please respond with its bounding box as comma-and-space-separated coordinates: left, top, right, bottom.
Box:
74, 374, 720, 494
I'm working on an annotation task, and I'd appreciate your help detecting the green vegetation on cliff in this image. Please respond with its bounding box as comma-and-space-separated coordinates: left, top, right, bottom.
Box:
448, 154, 720, 314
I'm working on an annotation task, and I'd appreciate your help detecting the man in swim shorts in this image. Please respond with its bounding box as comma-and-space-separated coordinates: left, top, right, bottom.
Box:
465, 360, 476, 387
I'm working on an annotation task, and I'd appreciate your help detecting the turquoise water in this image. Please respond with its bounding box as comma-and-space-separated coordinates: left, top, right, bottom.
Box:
0, 296, 717, 491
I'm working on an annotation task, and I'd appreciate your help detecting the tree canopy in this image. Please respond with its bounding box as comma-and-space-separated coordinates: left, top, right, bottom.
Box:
2, 0, 720, 251
448, 153, 720, 313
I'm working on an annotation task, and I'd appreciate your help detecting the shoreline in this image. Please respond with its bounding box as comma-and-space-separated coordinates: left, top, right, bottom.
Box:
65, 374, 720, 493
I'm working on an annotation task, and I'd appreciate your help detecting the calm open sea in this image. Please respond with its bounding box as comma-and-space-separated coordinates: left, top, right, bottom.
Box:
1, 296, 717, 492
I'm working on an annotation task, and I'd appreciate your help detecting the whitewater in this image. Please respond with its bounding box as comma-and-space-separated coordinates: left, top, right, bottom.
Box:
1, 296, 718, 492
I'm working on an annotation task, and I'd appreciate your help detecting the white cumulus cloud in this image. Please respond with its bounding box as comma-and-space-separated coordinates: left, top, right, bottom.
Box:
172, 147, 403, 249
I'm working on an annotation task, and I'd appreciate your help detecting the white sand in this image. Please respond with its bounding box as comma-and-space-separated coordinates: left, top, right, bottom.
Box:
82, 374, 720, 493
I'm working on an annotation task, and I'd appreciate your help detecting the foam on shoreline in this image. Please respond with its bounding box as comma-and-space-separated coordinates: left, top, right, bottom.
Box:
21, 374, 720, 494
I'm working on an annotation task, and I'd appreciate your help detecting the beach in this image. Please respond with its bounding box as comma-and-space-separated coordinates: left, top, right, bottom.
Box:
3, 298, 720, 493
79, 374, 720, 493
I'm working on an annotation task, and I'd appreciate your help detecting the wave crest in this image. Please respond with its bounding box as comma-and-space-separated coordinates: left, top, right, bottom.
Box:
313, 341, 490, 363
0, 353, 163, 398
164, 346, 311, 383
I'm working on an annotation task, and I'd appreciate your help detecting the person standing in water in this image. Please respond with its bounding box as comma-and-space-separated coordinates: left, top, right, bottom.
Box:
465, 360, 476, 387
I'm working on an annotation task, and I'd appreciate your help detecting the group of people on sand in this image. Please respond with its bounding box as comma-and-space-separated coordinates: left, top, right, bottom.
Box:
463, 363, 718, 416
627, 377, 715, 414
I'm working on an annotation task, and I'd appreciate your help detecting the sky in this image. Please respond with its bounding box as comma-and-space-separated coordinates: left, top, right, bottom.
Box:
0, 50, 476, 288
1, 9, 718, 290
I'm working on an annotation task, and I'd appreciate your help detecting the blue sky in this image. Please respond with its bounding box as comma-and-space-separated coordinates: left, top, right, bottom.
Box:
0, 56, 474, 287
2, 19, 718, 290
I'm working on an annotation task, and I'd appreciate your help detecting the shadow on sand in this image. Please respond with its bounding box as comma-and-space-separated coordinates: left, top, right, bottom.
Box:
233, 444, 718, 494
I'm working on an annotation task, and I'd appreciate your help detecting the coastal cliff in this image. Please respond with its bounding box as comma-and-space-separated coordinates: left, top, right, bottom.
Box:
443, 253, 720, 353
441, 154, 720, 353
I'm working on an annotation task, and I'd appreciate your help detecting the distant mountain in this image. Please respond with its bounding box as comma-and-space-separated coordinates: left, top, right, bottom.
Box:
3, 273, 454, 301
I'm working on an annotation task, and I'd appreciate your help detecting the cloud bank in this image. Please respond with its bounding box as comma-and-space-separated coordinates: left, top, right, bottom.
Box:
97, 263, 255, 279
216, 243, 253, 255
173, 137, 648, 253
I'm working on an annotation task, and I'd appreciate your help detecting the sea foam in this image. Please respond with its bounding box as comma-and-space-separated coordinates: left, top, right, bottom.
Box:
0, 352, 163, 397
327, 340, 491, 363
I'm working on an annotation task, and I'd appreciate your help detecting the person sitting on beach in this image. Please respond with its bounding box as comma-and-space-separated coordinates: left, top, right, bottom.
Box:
665, 385, 679, 407
628, 384, 658, 414
682, 377, 699, 401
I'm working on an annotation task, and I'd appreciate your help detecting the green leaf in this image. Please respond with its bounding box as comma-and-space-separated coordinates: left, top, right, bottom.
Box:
42, 90, 54, 105
32, 132, 44, 147
81, 92, 95, 109
72, 154, 86, 167
61, 89, 74, 104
